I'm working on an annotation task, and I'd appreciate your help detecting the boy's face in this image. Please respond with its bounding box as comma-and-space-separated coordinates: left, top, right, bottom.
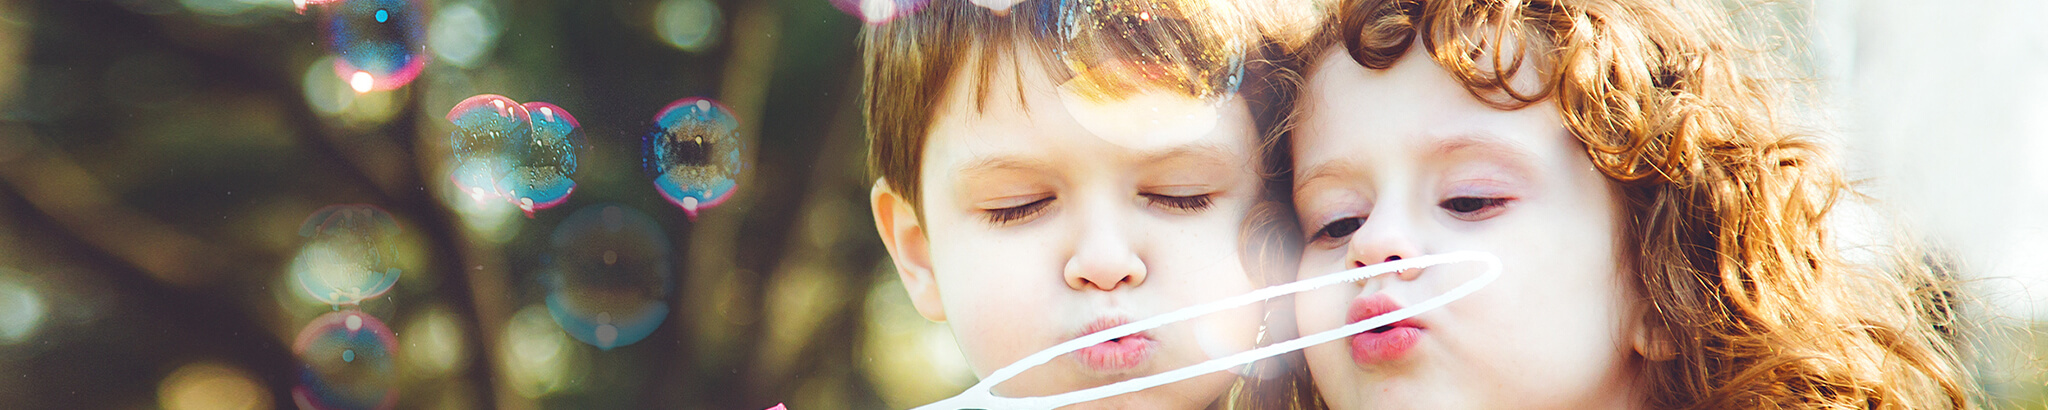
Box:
1289, 44, 1644, 409
871, 51, 1265, 407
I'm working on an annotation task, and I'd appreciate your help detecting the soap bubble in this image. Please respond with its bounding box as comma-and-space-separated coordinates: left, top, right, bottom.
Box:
291, 311, 399, 410
445, 94, 582, 218
325, 0, 428, 93
1053, 0, 1253, 149
828, 0, 932, 24
291, 205, 403, 307
541, 204, 673, 351
642, 97, 742, 220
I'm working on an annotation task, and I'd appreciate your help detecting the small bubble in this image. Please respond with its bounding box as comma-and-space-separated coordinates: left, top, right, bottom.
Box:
292, 311, 398, 410
291, 205, 403, 307
325, 0, 428, 92
642, 97, 742, 220
542, 204, 673, 351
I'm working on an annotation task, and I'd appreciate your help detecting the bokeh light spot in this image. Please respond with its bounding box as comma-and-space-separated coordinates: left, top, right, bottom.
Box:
159, 362, 273, 410
655, 0, 721, 53
0, 269, 46, 345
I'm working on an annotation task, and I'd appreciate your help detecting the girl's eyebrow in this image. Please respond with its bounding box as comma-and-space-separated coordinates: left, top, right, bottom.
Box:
1426, 133, 1543, 168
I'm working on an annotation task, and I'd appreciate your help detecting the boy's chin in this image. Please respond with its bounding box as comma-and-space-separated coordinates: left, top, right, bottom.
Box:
990, 366, 1235, 409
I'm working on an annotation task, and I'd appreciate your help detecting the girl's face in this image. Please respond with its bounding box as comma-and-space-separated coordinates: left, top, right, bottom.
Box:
1289, 44, 1645, 409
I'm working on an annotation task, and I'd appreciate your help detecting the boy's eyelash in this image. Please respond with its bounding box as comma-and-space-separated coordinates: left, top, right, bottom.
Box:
1144, 194, 1214, 212
984, 197, 1053, 225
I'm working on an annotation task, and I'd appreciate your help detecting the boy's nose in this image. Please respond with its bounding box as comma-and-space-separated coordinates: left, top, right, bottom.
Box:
1346, 211, 1423, 281
1064, 220, 1147, 291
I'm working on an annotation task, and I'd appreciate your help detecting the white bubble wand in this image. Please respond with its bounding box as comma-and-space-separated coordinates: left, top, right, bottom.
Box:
912, 250, 1500, 410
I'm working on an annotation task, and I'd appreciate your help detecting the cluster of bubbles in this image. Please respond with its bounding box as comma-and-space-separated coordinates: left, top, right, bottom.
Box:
643, 97, 742, 220
287, 205, 406, 410
446, 94, 583, 218
541, 204, 674, 351
300, 0, 429, 93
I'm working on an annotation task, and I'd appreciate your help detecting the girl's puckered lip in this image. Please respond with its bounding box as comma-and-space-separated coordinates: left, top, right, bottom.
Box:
1347, 293, 1424, 364
1071, 316, 1156, 373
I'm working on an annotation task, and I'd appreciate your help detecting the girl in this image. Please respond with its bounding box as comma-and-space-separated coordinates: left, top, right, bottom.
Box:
1278, 0, 1972, 408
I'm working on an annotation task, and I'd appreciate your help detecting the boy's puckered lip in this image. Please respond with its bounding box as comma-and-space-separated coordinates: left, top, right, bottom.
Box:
1070, 316, 1156, 374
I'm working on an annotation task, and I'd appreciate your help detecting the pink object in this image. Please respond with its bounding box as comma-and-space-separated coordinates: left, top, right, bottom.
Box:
766, 404, 787, 410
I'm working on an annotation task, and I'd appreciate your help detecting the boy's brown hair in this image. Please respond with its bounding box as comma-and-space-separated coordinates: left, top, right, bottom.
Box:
858, 1, 1319, 408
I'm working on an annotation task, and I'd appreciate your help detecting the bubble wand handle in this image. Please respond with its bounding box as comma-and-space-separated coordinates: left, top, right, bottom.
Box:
912, 250, 1501, 410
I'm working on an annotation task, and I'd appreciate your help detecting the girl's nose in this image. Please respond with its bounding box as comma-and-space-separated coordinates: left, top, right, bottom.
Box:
1345, 207, 1423, 281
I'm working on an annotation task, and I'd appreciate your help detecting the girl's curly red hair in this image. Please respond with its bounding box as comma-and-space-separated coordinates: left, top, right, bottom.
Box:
1274, 0, 1975, 407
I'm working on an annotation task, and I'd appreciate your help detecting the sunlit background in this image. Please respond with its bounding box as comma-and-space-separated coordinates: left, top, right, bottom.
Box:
0, 0, 2040, 409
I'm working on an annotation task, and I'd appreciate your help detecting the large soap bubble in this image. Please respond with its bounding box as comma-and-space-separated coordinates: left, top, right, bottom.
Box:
324, 0, 428, 93
446, 94, 582, 218
1054, 0, 1253, 150
642, 97, 742, 220
292, 205, 403, 307
291, 310, 399, 410
542, 204, 674, 351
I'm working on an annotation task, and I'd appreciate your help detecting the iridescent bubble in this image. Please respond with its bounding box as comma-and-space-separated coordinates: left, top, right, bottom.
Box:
542, 204, 673, 351
827, 0, 931, 24
643, 97, 741, 220
1053, 0, 1252, 149
446, 94, 582, 218
292, 205, 403, 307
291, 311, 398, 410
325, 0, 428, 93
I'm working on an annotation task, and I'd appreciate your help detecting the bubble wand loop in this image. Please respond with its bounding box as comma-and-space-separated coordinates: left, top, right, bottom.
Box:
912, 250, 1502, 410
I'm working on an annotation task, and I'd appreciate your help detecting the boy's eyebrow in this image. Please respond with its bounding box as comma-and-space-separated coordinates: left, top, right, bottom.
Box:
954, 156, 1055, 179
1135, 141, 1238, 168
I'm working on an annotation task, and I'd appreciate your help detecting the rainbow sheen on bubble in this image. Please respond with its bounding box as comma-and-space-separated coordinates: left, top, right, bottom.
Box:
292, 311, 398, 410
1053, 0, 1253, 149
643, 97, 741, 220
446, 94, 582, 217
542, 204, 673, 351
292, 205, 403, 306
828, 0, 932, 24
325, 0, 428, 92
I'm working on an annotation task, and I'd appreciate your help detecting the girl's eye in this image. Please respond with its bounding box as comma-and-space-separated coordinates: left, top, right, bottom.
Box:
984, 196, 1053, 226
1439, 197, 1510, 220
1144, 193, 1214, 214
1312, 217, 1364, 243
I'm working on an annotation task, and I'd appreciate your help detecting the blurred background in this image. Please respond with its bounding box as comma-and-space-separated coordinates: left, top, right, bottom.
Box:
0, 0, 2040, 409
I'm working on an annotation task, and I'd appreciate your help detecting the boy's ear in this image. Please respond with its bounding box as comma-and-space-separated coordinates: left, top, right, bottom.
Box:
871, 178, 945, 322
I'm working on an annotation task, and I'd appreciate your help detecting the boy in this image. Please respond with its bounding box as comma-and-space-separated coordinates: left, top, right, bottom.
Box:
862, 0, 1298, 407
